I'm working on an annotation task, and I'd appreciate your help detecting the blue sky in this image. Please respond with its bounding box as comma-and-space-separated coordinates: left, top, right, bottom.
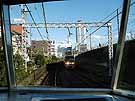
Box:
10, 0, 124, 48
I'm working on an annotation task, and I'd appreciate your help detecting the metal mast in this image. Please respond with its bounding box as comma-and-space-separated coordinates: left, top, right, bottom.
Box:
21, 5, 28, 72
108, 22, 113, 76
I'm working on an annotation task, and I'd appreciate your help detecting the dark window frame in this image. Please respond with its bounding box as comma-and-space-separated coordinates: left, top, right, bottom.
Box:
0, 0, 134, 98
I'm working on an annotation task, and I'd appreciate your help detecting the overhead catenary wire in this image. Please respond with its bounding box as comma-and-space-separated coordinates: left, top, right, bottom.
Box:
24, 4, 51, 49
100, 0, 135, 22
34, 4, 48, 39
75, 11, 122, 49
112, 17, 135, 35
74, 10, 121, 50
25, 4, 46, 41
41, 2, 49, 40
100, 9, 119, 22
74, 0, 135, 49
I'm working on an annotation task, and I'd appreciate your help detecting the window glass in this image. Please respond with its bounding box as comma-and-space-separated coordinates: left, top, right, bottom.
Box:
117, 0, 135, 91
10, 0, 123, 88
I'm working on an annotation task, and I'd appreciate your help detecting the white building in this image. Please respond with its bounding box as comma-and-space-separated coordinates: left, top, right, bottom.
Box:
49, 40, 56, 56
11, 25, 23, 55
56, 41, 72, 57
11, 25, 29, 62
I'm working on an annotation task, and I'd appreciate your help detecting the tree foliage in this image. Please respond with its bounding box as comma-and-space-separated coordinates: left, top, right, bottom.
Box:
13, 53, 24, 68
0, 49, 7, 86
46, 55, 60, 64
34, 53, 45, 67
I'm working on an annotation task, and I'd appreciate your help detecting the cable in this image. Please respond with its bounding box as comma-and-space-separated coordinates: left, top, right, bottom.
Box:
25, 4, 46, 41
34, 4, 48, 40
75, 11, 121, 49
100, 9, 118, 22
25, 4, 51, 50
100, 0, 135, 22
74, 11, 121, 50
41, 2, 49, 40
67, 27, 72, 35
74, 1, 135, 50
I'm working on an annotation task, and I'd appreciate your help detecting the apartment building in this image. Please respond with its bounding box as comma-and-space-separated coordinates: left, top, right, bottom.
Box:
31, 40, 51, 56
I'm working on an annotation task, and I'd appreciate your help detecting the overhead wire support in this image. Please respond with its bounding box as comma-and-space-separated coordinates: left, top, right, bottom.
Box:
66, 26, 72, 44
74, 10, 122, 50
67, 27, 72, 35
20, 22, 109, 28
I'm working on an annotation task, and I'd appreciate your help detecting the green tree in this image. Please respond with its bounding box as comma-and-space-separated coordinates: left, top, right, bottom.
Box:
13, 53, 24, 68
46, 55, 60, 64
13, 53, 26, 83
34, 53, 45, 67
0, 49, 7, 86
51, 55, 59, 63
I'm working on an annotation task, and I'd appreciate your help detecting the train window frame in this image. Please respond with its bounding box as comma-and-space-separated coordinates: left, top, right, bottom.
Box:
111, 0, 135, 97
1, 0, 134, 98
0, 0, 9, 90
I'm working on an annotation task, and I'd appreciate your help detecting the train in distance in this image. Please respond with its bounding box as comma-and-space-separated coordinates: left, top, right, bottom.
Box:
64, 46, 76, 69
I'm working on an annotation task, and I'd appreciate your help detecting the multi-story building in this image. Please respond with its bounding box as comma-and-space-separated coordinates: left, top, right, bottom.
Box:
11, 25, 23, 55
56, 42, 72, 57
31, 40, 51, 56
0, 25, 30, 64
0, 25, 24, 54
48, 40, 56, 56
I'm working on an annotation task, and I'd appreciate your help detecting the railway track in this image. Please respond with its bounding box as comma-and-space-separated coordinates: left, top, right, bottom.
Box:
40, 62, 110, 88
40, 72, 49, 85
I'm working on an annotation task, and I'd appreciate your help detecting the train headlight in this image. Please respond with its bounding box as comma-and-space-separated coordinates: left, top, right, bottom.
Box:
65, 61, 70, 65
71, 62, 75, 65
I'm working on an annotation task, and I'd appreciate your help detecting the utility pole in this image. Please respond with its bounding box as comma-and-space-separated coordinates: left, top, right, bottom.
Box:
21, 5, 28, 72
76, 20, 85, 53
